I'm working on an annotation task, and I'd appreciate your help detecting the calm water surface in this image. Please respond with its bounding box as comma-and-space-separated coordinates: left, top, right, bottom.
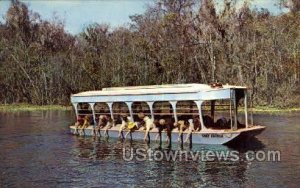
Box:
0, 111, 299, 187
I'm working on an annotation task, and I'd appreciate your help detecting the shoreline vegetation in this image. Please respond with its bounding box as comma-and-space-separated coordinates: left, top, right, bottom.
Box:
0, 104, 72, 112
0, 104, 299, 113
0, 1, 299, 108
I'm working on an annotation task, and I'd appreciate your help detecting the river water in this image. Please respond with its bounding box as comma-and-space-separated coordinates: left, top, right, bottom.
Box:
0, 111, 299, 187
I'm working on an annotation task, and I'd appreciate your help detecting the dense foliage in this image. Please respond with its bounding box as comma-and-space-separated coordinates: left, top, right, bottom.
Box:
0, 0, 299, 107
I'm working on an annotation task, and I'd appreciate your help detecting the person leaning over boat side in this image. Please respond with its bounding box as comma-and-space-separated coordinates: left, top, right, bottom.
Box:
165, 117, 175, 146
79, 115, 90, 135
95, 115, 108, 136
154, 118, 175, 145
184, 119, 195, 143
143, 116, 155, 141
103, 116, 114, 137
136, 112, 146, 130
175, 120, 187, 142
154, 119, 165, 143
118, 116, 128, 139
74, 116, 84, 134
124, 117, 138, 140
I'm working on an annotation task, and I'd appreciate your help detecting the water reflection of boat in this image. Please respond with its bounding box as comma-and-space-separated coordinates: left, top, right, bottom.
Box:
69, 84, 265, 145
72, 138, 251, 187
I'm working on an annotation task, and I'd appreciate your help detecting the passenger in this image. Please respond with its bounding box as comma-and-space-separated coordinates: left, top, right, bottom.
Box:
154, 119, 165, 142
143, 116, 154, 141
237, 121, 246, 129
95, 115, 108, 136
138, 112, 145, 119
215, 117, 227, 129
103, 116, 114, 137
74, 117, 83, 134
174, 120, 187, 142
184, 119, 195, 143
79, 115, 90, 135
124, 117, 138, 139
137, 112, 146, 129
165, 118, 175, 145
203, 115, 214, 128
118, 116, 128, 139
193, 117, 201, 131
137, 120, 145, 130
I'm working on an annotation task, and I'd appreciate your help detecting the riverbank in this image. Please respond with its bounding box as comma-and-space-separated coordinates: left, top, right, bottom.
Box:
0, 104, 72, 112
0, 104, 299, 113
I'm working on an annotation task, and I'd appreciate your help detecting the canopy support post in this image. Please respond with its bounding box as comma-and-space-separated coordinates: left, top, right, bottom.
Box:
72, 103, 78, 120
195, 100, 206, 131
89, 103, 96, 128
229, 92, 233, 130
233, 90, 238, 130
107, 102, 114, 121
170, 101, 178, 122
244, 90, 248, 128
147, 102, 154, 120
211, 100, 215, 122
126, 102, 134, 120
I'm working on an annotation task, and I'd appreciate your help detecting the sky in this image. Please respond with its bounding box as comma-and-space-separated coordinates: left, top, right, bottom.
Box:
0, 0, 285, 34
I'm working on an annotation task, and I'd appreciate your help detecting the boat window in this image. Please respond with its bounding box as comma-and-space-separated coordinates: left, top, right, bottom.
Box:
77, 103, 92, 115
202, 100, 233, 129
112, 102, 129, 124
176, 101, 198, 121
77, 103, 93, 124
237, 96, 246, 127
94, 102, 110, 121
132, 102, 150, 122
234, 89, 247, 127
153, 101, 174, 121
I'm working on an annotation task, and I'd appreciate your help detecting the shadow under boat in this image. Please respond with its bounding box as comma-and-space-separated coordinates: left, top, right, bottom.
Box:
225, 129, 266, 151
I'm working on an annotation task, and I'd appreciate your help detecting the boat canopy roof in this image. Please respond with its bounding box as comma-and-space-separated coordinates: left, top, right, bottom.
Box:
71, 83, 246, 103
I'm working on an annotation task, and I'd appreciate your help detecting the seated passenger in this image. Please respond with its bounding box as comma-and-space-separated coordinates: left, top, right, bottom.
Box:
193, 117, 201, 131
137, 112, 145, 119
143, 116, 154, 141
215, 117, 228, 129
137, 112, 146, 129
237, 120, 246, 128
203, 115, 214, 128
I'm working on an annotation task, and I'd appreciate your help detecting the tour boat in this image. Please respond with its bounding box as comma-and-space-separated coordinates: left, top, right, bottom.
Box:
70, 83, 265, 145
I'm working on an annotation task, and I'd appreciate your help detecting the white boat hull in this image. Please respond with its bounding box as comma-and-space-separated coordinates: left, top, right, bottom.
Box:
70, 125, 265, 145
